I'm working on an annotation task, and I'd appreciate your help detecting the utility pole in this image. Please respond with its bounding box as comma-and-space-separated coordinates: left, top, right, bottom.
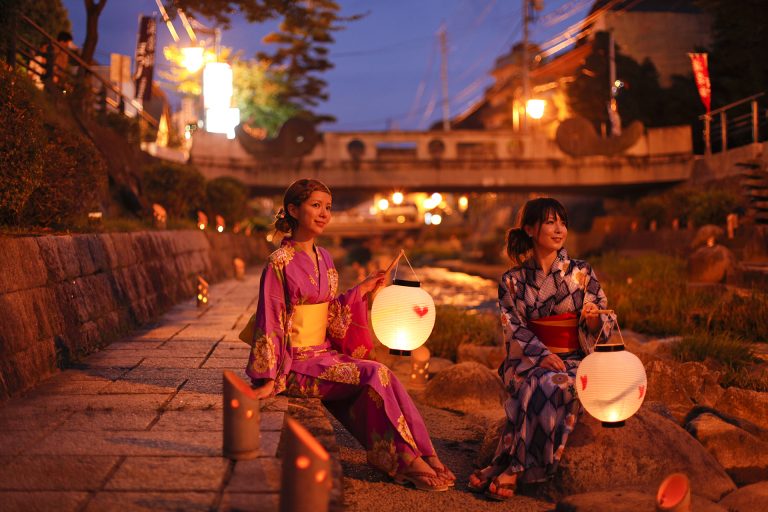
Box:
439, 23, 450, 132
608, 31, 621, 136
522, 0, 531, 131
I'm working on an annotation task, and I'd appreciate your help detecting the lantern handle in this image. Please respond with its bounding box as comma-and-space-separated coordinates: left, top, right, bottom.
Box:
393, 250, 421, 282
591, 309, 625, 349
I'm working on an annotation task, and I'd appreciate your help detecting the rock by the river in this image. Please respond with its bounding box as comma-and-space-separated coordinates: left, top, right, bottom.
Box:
685, 412, 768, 485
717, 481, 768, 512
456, 343, 505, 370
555, 490, 725, 512
536, 408, 735, 502
644, 359, 724, 424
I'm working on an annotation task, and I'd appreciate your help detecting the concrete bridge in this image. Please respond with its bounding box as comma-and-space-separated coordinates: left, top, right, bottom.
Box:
190, 125, 694, 195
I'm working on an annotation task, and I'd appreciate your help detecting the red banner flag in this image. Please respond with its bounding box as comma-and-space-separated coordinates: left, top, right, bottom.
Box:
688, 53, 711, 113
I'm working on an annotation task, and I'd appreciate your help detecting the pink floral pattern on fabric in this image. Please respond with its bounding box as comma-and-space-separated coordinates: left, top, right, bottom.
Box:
250, 333, 276, 373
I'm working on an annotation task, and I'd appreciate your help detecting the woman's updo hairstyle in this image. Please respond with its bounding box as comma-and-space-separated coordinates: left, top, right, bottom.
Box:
273, 178, 332, 236
506, 197, 568, 265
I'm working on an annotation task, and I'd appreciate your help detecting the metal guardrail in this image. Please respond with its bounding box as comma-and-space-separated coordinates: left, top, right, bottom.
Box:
5, 12, 158, 128
699, 93, 767, 154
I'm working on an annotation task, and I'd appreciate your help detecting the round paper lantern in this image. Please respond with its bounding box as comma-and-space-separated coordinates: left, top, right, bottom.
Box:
576, 344, 647, 427
371, 279, 435, 355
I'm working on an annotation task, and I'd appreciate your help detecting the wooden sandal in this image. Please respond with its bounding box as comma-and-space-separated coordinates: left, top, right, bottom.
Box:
393, 471, 449, 492
427, 462, 456, 486
484, 476, 517, 501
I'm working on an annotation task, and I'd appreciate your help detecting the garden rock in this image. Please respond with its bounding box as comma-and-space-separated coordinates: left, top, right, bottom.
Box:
687, 243, 736, 283
456, 343, 505, 370
644, 359, 724, 423
536, 408, 735, 501
691, 224, 724, 248
713, 387, 768, 431
685, 412, 768, 485
423, 362, 505, 416
717, 481, 768, 512
555, 490, 726, 512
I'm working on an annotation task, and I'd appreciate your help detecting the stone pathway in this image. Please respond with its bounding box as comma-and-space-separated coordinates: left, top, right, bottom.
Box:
0, 273, 288, 512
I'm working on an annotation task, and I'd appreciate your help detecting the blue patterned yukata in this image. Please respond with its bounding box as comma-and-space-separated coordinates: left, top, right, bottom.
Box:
492, 247, 611, 483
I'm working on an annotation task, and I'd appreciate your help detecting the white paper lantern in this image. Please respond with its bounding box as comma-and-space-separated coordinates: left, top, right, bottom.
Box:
371, 279, 435, 355
576, 344, 647, 427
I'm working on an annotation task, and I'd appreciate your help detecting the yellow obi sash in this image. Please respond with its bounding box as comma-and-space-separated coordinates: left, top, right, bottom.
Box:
528, 312, 580, 354
289, 302, 329, 348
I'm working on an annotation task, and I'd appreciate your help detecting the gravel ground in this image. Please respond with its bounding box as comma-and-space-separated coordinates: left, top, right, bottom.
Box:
331, 394, 554, 512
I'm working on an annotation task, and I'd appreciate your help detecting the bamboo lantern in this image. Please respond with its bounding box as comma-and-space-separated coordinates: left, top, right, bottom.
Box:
233, 257, 245, 280
216, 214, 225, 233
410, 345, 430, 388
197, 276, 209, 307
222, 370, 260, 460
197, 210, 208, 230
152, 203, 167, 229
280, 418, 332, 512
656, 473, 691, 512
576, 342, 647, 427
371, 279, 435, 356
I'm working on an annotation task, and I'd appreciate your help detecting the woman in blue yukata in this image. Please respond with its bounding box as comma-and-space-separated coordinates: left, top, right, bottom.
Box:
468, 197, 612, 500
245, 178, 455, 491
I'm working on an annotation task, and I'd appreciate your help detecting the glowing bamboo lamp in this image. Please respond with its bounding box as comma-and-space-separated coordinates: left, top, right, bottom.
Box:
233, 257, 245, 280
656, 473, 691, 512
197, 276, 209, 307
576, 315, 647, 427
216, 214, 225, 233
222, 370, 260, 460
410, 345, 430, 388
197, 210, 208, 230
152, 203, 167, 229
280, 418, 332, 512
371, 279, 435, 356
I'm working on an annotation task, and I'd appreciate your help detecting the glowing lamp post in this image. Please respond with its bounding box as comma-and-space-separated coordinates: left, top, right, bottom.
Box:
181, 46, 205, 73
371, 279, 435, 356
576, 341, 647, 428
203, 62, 240, 139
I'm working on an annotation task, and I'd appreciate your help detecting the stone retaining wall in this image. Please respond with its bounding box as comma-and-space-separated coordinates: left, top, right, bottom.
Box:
0, 230, 269, 399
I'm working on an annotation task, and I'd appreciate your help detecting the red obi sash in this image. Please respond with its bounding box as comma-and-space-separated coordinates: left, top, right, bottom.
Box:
528, 312, 579, 354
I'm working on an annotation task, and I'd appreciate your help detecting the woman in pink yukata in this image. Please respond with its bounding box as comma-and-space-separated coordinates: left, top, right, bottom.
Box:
468, 197, 611, 501
245, 178, 455, 492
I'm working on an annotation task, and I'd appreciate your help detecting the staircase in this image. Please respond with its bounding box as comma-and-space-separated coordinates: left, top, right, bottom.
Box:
737, 159, 768, 225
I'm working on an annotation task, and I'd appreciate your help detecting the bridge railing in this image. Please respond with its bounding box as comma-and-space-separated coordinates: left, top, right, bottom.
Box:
699, 93, 767, 154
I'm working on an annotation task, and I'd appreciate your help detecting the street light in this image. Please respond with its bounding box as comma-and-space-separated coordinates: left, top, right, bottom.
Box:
526, 99, 546, 120
181, 46, 204, 73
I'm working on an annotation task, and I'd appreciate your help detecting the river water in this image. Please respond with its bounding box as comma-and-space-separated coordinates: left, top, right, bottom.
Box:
415, 266, 498, 311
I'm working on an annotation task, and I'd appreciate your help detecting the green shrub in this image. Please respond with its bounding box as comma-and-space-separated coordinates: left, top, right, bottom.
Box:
0, 68, 46, 224
688, 189, 740, 226
142, 162, 205, 219
427, 305, 499, 361
671, 332, 767, 391
22, 122, 108, 227
101, 111, 140, 146
206, 176, 248, 225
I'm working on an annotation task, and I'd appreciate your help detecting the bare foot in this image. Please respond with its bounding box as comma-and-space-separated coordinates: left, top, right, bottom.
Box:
487, 470, 518, 500
468, 464, 502, 491
424, 455, 455, 484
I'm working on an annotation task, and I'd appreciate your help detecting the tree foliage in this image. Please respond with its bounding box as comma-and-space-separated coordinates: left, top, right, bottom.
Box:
232, 59, 298, 136
567, 32, 702, 130
0, 0, 72, 58
206, 176, 248, 225
695, 0, 768, 106
142, 162, 206, 219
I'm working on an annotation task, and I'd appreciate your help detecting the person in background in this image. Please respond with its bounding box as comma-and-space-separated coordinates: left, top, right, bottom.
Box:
468, 197, 611, 500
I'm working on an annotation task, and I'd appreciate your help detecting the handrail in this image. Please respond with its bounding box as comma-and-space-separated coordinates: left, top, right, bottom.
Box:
19, 14, 158, 128
699, 92, 765, 120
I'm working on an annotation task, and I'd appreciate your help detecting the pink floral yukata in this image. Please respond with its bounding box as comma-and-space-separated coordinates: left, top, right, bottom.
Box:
245, 238, 437, 475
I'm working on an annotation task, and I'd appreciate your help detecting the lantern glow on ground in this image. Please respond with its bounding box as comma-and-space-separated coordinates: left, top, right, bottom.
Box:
371, 279, 435, 356
576, 344, 647, 427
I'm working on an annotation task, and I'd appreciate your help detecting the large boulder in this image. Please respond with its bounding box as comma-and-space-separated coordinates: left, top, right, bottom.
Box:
718, 481, 768, 512
644, 359, 724, 423
685, 412, 768, 485
687, 244, 737, 283
713, 387, 768, 430
456, 343, 505, 370
556, 490, 726, 512
537, 408, 736, 502
422, 362, 505, 417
